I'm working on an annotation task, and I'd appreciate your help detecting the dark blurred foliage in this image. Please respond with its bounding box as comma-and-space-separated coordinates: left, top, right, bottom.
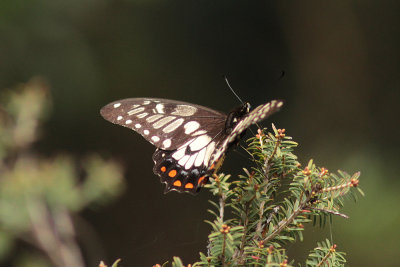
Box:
0, 0, 399, 266
0, 80, 124, 267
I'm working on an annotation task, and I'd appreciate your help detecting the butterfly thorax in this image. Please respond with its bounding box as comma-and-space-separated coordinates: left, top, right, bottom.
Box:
224, 102, 251, 147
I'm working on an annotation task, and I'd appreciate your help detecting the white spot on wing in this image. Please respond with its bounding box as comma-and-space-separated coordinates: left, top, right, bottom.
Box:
178, 155, 190, 166
204, 141, 216, 166
153, 116, 176, 129
137, 112, 148, 118
113, 103, 121, 108
185, 153, 197, 169
155, 104, 165, 114
128, 107, 145, 115
151, 136, 160, 142
144, 130, 149, 135
163, 118, 184, 133
163, 139, 172, 149
146, 114, 163, 123
143, 100, 151, 105
117, 116, 123, 121
125, 120, 132, 124
195, 147, 206, 167
135, 123, 141, 128
171, 105, 197, 116
184, 121, 200, 134
189, 135, 212, 151
172, 147, 186, 160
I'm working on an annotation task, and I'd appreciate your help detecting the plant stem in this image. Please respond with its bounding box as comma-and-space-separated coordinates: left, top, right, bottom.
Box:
263, 193, 311, 243
219, 194, 226, 221
27, 197, 85, 267
237, 202, 250, 264
221, 232, 227, 267
316, 245, 335, 267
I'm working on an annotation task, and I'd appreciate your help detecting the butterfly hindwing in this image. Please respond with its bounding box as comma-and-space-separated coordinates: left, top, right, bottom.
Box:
100, 98, 227, 150
152, 149, 211, 194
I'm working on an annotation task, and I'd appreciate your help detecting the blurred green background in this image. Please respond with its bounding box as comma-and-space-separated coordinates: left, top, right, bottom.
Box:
1, 0, 399, 266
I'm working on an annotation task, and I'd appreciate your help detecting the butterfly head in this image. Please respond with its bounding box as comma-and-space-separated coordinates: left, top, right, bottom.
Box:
225, 102, 250, 133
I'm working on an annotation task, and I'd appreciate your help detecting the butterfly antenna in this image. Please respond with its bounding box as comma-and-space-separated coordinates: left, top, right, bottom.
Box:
233, 145, 255, 164
278, 70, 285, 81
224, 76, 244, 104
238, 144, 265, 170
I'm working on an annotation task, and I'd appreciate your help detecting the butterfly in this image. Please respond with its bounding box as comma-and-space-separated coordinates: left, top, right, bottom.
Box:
100, 98, 283, 194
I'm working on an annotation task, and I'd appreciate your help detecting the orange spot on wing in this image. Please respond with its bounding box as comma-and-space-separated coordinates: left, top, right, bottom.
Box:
160, 166, 166, 172
210, 164, 215, 170
168, 170, 177, 177
197, 176, 206, 185
173, 180, 182, 187
185, 183, 194, 189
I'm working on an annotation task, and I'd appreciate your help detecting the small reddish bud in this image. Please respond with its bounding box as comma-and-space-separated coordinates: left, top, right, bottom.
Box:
280, 259, 288, 267
303, 167, 311, 176
320, 167, 328, 176
267, 245, 274, 254
251, 255, 261, 260
256, 129, 265, 139
351, 179, 359, 187
298, 223, 304, 228
275, 128, 286, 138
220, 224, 231, 234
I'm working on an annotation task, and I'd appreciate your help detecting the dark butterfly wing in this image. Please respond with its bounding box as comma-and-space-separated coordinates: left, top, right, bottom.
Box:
210, 100, 284, 167
100, 98, 226, 150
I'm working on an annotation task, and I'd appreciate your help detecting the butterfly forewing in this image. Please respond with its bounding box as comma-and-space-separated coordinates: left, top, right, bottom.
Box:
100, 98, 226, 151
210, 100, 284, 167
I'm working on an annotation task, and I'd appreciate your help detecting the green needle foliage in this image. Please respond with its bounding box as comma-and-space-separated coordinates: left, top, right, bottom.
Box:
0, 79, 125, 267
164, 126, 363, 267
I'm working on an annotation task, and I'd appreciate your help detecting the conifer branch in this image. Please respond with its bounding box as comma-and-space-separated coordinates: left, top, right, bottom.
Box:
308, 207, 349, 219
163, 127, 361, 266
263, 192, 311, 243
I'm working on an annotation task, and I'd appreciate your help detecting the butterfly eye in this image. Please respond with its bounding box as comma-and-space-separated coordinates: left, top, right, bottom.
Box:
246, 102, 251, 112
